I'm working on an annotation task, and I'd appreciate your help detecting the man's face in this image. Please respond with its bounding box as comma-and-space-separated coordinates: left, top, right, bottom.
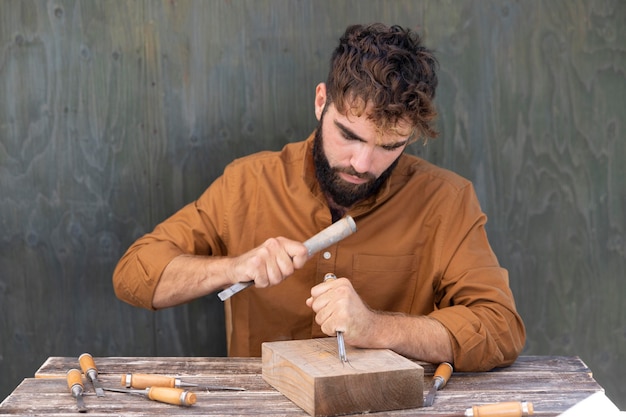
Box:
313, 99, 410, 208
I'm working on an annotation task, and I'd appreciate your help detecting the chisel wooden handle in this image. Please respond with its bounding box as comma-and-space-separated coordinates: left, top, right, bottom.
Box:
218, 216, 357, 301
67, 369, 84, 392
122, 373, 178, 389
433, 362, 453, 389
147, 387, 196, 406
66, 369, 87, 413
78, 353, 98, 375
79, 352, 105, 396
465, 401, 534, 417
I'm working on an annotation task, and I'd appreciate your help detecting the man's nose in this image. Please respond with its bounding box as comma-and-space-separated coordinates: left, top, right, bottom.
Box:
350, 144, 374, 173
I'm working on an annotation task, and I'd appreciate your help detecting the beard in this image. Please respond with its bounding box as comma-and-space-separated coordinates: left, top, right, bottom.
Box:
313, 122, 399, 209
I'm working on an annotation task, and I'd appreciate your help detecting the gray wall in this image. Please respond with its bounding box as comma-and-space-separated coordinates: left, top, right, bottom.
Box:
1, 0, 624, 409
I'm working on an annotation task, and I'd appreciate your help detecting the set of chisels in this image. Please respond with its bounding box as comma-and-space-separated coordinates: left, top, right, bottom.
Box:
65, 353, 245, 413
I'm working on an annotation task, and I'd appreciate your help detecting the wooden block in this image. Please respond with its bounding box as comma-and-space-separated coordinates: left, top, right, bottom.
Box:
262, 338, 423, 416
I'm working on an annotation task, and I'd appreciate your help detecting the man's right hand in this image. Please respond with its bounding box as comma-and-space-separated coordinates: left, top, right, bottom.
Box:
152, 237, 308, 309
226, 237, 309, 288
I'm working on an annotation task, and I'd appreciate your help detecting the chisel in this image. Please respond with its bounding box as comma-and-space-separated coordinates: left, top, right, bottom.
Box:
413, 401, 534, 417
218, 215, 357, 301
66, 369, 87, 413
464, 401, 534, 416
78, 353, 105, 397
122, 373, 245, 391
103, 387, 197, 406
323, 273, 348, 363
424, 362, 453, 406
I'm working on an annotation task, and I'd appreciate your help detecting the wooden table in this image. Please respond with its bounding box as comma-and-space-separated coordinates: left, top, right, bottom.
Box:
0, 355, 607, 416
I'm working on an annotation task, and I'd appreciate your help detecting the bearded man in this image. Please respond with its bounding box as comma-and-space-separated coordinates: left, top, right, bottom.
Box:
113, 23, 525, 371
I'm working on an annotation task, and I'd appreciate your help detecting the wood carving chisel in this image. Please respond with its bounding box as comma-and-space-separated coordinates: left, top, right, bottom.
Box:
423, 362, 453, 406
464, 401, 534, 416
78, 353, 105, 397
122, 373, 245, 391
322, 272, 347, 363
66, 369, 87, 413
103, 387, 197, 406
413, 401, 534, 417
218, 215, 357, 301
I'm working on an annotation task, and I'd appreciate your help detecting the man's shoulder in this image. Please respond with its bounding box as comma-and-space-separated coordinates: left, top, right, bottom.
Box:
233, 139, 307, 165
397, 153, 471, 191
227, 139, 308, 172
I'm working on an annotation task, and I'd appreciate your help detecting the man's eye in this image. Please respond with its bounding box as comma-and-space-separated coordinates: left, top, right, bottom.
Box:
382, 144, 403, 151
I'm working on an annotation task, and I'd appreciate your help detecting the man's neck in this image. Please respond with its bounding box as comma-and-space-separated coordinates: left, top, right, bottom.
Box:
326, 194, 350, 222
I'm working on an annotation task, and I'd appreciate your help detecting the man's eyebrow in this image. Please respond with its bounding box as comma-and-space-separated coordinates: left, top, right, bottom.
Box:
334, 120, 409, 149
334, 120, 364, 141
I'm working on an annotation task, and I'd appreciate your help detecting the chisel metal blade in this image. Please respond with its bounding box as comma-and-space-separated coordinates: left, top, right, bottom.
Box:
90, 378, 105, 397
193, 384, 246, 391
424, 384, 438, 407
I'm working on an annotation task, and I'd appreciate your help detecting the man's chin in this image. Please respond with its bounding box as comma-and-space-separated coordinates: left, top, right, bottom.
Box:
327, 183, 374, 207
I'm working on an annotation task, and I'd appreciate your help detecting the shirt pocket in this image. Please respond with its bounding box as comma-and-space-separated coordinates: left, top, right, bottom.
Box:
351, 254, 418, 312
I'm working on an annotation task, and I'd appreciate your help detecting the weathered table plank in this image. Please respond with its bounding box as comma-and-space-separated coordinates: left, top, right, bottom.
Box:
0, 356, 607, 416
33, 355, 591, 378
35, 357, 264, 378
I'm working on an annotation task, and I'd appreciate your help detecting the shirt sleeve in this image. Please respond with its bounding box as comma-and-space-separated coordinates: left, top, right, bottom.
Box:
112, 174, 230, 310
428, 183, 526, 371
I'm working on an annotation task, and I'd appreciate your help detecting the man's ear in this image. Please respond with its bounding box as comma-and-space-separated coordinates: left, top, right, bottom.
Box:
314, 83, 327, 120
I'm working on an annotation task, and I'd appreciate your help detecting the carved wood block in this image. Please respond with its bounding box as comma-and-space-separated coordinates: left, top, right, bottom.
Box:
262, 338, 423, 416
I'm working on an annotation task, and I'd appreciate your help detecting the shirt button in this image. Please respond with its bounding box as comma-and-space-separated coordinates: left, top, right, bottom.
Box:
323, 251, 331, 260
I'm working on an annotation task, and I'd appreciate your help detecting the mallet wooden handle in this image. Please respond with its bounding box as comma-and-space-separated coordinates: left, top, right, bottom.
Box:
218, 216, 357, 301
465, 401, 534, 417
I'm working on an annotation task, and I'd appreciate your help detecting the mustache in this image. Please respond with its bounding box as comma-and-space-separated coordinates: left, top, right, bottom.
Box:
333, 166, 376, 181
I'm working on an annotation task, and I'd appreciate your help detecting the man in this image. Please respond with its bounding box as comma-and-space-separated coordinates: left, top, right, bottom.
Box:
113, 23, 525, 371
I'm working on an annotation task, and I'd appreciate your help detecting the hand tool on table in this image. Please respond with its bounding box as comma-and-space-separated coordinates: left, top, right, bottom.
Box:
423, 361, 453, 406
78, 353, 105, 397
102, 387, 197, 406
218, 215, 357, 301
464, 401, 534, 416
322, 272, 348, 363
122, 373, 245, 391
416, 401, 534, 417
66, 369, 87, 413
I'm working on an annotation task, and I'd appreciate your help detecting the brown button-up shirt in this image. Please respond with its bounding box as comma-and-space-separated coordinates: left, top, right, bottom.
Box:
113, 133, 526, 371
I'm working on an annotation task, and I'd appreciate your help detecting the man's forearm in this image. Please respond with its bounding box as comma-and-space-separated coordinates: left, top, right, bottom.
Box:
363, 312, 454, 364
153, 254, 233, 309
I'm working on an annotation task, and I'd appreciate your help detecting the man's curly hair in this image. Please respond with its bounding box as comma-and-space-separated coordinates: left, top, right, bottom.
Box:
325, 23, 439, 142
